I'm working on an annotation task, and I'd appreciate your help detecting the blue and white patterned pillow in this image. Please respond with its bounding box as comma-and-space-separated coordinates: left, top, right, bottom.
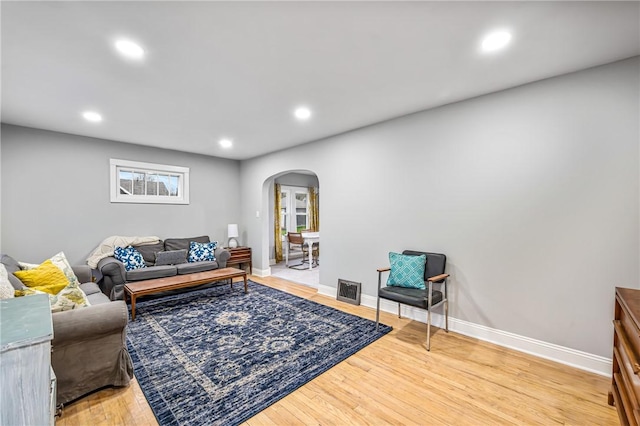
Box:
188, 241, 217, 263
114, 246, 147, 271
387, 252, 426, 289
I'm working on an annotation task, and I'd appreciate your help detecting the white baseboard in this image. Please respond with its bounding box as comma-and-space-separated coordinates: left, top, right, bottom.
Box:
318, 284, 335, 298
253, 267, 271, 277
314, 291, 612, 377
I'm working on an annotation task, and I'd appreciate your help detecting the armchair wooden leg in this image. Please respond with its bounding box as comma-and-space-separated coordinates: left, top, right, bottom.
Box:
398, 303, 401, 319
375, 296, 381, 331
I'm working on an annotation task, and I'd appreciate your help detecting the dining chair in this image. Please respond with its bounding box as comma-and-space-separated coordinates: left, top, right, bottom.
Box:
287, 232, 318, 268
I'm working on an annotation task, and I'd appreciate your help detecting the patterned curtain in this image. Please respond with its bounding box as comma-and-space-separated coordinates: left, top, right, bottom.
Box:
309, 187, 319, 232
274, 183, 283, 262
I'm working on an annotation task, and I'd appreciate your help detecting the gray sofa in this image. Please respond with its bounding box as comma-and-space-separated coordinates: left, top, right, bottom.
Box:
97, 235, 230, 300
1, 254, 133, 406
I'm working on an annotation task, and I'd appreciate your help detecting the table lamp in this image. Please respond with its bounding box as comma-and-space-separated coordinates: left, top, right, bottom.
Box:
227, 224, 239, 248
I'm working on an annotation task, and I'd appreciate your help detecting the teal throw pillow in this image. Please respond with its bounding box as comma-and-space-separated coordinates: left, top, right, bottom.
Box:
114, 246, 147, 271
387, 252, 426, 289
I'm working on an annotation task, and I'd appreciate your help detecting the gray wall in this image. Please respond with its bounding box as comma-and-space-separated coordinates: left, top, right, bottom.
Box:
241, 57, 640, 358
1, 125, 241, 265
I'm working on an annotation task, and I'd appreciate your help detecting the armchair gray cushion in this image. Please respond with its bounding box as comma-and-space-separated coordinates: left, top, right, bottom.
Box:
378, 285, 443, 309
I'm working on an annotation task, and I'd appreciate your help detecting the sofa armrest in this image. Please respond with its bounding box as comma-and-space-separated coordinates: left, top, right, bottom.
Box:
72, 265, 93, 283
216, 248, 230, 268
98, 257, 126, 284
97, 257, 128, 299
52, 301, 129, 345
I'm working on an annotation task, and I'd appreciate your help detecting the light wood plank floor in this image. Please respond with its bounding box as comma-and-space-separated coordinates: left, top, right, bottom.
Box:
57, 275, 618, 425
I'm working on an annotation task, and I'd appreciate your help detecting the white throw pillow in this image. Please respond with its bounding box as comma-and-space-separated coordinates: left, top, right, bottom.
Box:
0, 264, 15, 299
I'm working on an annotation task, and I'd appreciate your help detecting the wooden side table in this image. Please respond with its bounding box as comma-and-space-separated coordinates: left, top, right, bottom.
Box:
225, 246, 252, 275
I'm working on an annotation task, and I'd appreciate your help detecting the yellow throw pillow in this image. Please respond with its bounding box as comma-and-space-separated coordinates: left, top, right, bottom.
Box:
13, 259, 70, 295
19, 252, 81, 287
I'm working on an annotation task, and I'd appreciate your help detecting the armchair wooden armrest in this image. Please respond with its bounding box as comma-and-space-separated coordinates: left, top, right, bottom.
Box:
427, 273, 449, 283
377, 267, 391, 273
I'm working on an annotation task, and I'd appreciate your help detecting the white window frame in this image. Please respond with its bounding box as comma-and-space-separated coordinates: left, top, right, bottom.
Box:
280, 186, 309, 236
110, 159, 190, 204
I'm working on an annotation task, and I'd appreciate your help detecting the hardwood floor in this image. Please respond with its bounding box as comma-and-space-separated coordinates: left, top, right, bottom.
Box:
56, 275, 618, 425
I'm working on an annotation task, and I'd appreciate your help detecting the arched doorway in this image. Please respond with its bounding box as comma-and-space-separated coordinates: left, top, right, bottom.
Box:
261, 170, 319, 288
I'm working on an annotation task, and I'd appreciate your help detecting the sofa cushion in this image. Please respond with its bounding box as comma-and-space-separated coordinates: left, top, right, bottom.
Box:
134, 242, 165, 266
0, 264, 14, 299
387, 252, 426, 290
49, 252, 82, 288
86, 290, 111, 305
1, 254, 26, 290
16, 252, 82, 289
176, 261, 219, 275
126, 265, 176, 282
14, 276, 91, 312
49, 282, 91, 312
155, 249, 188, 266
114, 246, 147, 271
14, 260, 70, 294
7, 273, 24, 290
80, 282, 102, 296
1, 254, 21, 274
188, 241, 217, 263
164, 236, 209, 252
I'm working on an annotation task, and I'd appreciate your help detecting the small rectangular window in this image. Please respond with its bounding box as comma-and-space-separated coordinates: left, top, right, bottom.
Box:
110, 159, 189, 204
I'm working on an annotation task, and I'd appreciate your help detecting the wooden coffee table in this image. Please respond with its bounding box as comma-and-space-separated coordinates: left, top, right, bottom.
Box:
124, 267, 248, 320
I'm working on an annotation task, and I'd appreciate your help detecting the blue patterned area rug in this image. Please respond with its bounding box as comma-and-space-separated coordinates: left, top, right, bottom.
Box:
126, 280, 392, 426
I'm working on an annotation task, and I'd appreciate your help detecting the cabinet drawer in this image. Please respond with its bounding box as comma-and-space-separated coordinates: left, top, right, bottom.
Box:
229, 254, 251, 261
620, 302, 640, 356
615, 368, 639, 426
612, 377, 632, 426
616, 320, 640, 404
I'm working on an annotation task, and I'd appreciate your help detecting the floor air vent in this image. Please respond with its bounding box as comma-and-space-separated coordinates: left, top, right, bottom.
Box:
337, 279, 361, 305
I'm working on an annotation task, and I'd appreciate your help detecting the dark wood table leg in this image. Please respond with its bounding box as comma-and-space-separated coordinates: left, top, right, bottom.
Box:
130, 292, 137, 321
243, 273, 248, 293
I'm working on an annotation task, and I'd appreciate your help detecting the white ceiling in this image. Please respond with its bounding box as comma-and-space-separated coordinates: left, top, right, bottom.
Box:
2, 1, 639, 160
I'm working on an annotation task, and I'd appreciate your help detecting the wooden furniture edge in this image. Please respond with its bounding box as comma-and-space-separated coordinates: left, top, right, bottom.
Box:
124, 268, 248, 320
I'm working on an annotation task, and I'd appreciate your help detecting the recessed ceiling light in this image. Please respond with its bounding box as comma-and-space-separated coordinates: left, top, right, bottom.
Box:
115, 39, 145, 60
82, 111, 103, 122
219, 138, 233, 149
294, 107, 312, 120
481, 31, 512, 52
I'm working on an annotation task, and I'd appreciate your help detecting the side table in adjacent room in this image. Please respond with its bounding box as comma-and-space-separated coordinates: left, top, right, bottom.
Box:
225, 246, 252, 275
